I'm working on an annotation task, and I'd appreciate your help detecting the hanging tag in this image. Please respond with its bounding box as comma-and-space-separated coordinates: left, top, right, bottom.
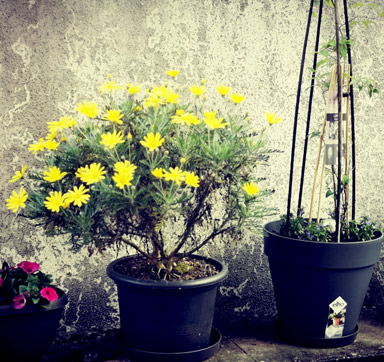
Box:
325, 296, 347, 338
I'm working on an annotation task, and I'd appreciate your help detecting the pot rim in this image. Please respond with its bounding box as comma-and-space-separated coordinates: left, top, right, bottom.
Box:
106, 254, 228, 289
264, 219, 384, 245
0, 286, 68, 316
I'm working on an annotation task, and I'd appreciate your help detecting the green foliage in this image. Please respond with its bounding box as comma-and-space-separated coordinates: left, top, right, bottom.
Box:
15, 75, 279, 275
345, 216, 381, 241
281, 214, 380, 243
281, 213, 332, 242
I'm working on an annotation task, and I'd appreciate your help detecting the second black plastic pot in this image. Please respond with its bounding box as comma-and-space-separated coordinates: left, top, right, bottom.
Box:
264, 220, 383, 347
107, 254, 228, 360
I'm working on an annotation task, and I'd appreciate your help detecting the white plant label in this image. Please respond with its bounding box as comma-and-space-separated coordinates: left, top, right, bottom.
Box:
324, 90, 347, 166
325, 296, 347, 338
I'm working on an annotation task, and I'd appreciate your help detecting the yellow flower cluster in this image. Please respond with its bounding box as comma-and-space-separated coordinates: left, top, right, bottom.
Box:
6, 70, 279, 217
152, 167, 200, 188
144, 85, 180, 108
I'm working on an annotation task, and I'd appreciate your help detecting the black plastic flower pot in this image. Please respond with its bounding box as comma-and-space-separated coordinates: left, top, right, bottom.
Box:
107, 254, 228, 362
264, 220, 383, 348
0, 287, 68, 361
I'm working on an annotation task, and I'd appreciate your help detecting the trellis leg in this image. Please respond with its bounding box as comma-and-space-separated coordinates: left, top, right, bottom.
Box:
285, 0, 315, 230
344, 65, 351, 237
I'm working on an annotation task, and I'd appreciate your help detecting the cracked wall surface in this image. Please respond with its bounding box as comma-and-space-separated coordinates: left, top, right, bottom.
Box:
1, 0, 384, 334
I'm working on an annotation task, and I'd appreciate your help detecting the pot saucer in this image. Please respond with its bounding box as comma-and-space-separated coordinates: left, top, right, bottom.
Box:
118, 327, 222, 362
275, 319, 359, 348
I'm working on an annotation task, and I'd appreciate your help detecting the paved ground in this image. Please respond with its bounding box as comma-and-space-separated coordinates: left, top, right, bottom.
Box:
41, 318, 384, 362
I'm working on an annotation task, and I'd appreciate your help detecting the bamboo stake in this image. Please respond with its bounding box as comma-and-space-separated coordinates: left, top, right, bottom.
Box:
308, 66, 338, 222
317, 152, 326, 223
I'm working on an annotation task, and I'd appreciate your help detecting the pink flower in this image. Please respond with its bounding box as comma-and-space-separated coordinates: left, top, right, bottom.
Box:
40, 287, 58, 302
12, 294, 27, 309
17, 261, 40, 274
0, 278, 2, 287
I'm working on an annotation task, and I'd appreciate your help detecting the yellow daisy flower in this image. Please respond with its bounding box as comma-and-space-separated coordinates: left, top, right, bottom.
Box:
229, 93, 246, 104
99, 80, 122, 93
65, 184, 90, 207
152, 168, 164, 179
43, 166, 68, 182
104, 109, 124, 125
114, 160, 137, 174
140, 132, 165, 152
189, 85, 206, 97
44, 191, 67, 213
171, 110, 201, 126
127, 83, 141, 95
76, 163, 106, 185
266, 111, 281, 125
166, 70, 180, 78
43, 139, 60, 150
28, 138, 45, 154
9, 165, 27, 183
6, 188, 28, 213
112, 169, 135, 189
203, 111, 229, 130
76, 101, 100, 118
163, 167, 185, 186
242, 182, 260, 196
216, 85, 231, 96
184, 171, 200, 188
47, 116, 77, 133
100, 130, 125, 149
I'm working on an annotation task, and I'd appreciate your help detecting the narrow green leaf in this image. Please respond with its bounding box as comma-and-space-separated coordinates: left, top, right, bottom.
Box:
349, 21, 359, 26
310, 131, 321, 138
363, 20, 374, 29
340, 45, 347, 58
352, 2, 364, 7
316, 59, 328, 70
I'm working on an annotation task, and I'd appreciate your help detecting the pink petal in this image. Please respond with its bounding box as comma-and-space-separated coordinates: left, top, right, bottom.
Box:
17, 261, 40, 274
12, 294, 26, 310
40, 287, 58, 302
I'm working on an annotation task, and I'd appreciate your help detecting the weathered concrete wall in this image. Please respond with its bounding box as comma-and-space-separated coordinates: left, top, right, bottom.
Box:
1, 0, 384, 334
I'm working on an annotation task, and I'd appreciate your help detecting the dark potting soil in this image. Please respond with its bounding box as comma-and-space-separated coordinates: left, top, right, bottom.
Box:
114, 256, 219, 281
